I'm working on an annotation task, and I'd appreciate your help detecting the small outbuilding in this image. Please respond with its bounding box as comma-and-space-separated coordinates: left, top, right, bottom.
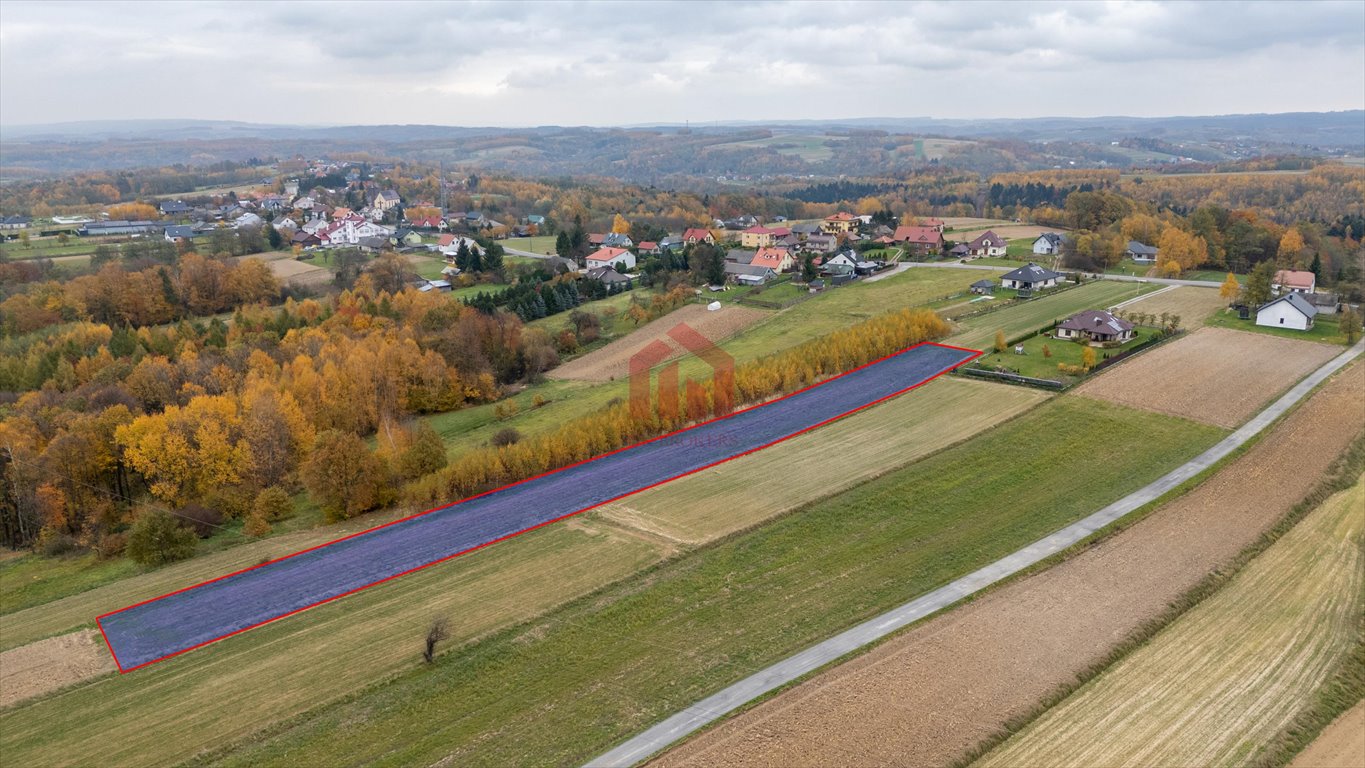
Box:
1256, 293, 1318, 331
970, 278, 996, 295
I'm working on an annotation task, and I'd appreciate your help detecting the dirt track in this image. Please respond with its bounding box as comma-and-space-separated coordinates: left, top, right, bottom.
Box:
0, 629, 115, 708
549, 303, 768, 382
654, 360, 1364, 768
1291, 701, 1365, 768
1075, 326, 1340, 428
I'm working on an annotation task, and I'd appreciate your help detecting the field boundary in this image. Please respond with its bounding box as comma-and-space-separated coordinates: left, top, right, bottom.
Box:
586, 341, 1363, 768
96, 341, 982, 673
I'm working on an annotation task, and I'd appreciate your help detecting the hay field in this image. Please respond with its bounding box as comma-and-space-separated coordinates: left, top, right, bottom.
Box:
978, 478, 1365, 768
1075, 326, 1340, 428
549, 303, 769, 382
0, 629, 115, 708
949, 280, 1159, 350
599, 377, 1048, 543
1118, 285, 1227, 329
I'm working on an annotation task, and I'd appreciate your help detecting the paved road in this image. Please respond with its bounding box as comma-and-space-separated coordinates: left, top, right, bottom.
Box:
899, 261, 1222, 288
586, 339, 1364, 768
99, 344, 975, 672
503, 246, 554, 259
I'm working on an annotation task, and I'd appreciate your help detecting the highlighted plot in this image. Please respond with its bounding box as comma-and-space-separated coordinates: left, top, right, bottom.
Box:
98, 343, 978, 672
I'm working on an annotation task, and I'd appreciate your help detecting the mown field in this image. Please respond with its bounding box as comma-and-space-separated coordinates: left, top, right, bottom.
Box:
949, 280, 1162, 350
180, 398, 1223, 768
978, 477, 1365, 768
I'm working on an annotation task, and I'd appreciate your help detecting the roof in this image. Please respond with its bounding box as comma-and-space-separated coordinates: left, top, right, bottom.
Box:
1001, 262, 1063, 283
637, 240, 658, 250
968, 230, 1005, 248
1126, 240, 1159, 256
1258, 292, 1319, 319
724, 262, 775, 277
164, 225, 194, 238
825, 212, 855, 222
1273, 269, 1316, 290
1037, 232, 1067, 246
792, 222, 823, 234
750, 247, 790, 269
971, 278, 996, 288
1057, 309, 1134, 336
585, 266, 631, 283
682, 227, 713, 241
376, 189, 400, 201
159, 200, 191, 213
742, 225, 783, 236
726, 249, 755, 264
586, 246, 631, 263
893, 225, 943, 244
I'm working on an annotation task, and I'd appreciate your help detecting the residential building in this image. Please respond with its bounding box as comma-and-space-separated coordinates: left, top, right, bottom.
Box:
893, 225, 944, 255
682, 227, 715, 245
1272, 269, 1316, 295
1256, 293, 1317, 330
750, 246, 794, 273
1125, 240, 1159, 263
1033, 232, 1068, 256
585, 265, 633, 288
822, 212, 857, 234
966, 230, 1008, 258
1000, 262, 1062, 291
1055, 310, 1136, 344
164, 225, 195, 243
636, 240, 660, 255
585, 246, 636, 271
602, 232, 634, 249
724, 262, 775, 285
159, 200, 191, 217
740, 225, 790, 249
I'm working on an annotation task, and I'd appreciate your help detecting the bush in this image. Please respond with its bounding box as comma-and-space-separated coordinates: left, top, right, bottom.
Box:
126, 509, 197, 566
492, 427, 522, 447
204, 485, 253, 520
95, 532, 127, 560
493, 400, 520, 421
399, 423, 448, 480
37, 529, 79, 557
253, 486, 294, 522
243, 510, 272, 538
176, 503, 223, 538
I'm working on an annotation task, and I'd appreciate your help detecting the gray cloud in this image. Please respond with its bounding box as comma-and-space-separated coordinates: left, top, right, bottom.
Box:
1, 0, 1361, 126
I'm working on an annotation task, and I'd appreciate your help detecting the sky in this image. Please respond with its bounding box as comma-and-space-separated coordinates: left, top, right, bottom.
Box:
1, 0, 1363, 127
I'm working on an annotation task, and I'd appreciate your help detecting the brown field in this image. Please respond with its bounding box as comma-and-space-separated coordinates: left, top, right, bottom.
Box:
654, 360, 1364, 768
549, 303, 769, 382
1117, 285, 1227, 330
951, 224, 1058, 243
1291, 701, 1365, 768
598, 378, 1048, 544
1074, 326, 1340, 428
254, 252, 331, 287
0, 630, 115, 708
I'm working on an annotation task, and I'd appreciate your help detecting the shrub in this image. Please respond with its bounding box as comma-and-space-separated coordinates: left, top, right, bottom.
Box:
95, 532, 127, 560
253, 486, 294, 522
532, 394, 548, 408
492, 427, 522, 447
243, 510, 272, 538
399, 423, 448, 479
176, 504, 223, 538
126, 509, 197, 566
493, 400, 520, 421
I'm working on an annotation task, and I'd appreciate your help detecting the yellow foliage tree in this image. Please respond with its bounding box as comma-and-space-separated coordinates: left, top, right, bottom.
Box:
1219, 272, 1240, 301
611, 213, 631, 234
1157, 227, 1209, 272
116, 395, 250, 505
106, 202, 160, 221
1278, 228, 1305, 263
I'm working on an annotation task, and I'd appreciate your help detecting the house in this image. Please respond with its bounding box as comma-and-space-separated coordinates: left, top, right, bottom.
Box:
356, 235, 389, 253
541, 256, 580, 274
1272, 269, 1316, 295
260, 194, 288, 212
659, 235, 684, 254
822, 212, 857, 234
636, 240, 660, 255
587, 233, 606, 247
602, 232, 634, 249
791, 222, 823, 238
803, 234, 838, 254
724, 262, 775, 285
970, 279, 996, 295
291, 230, 322, 248
585, 246, 636, 271
1055, 309, 1136, 344
407, 214, 444, 230
417, 280, 453, 293
1256, 293, 1318, 331
159, 200, 191, 217
1033, 233, 1068, 256
751, 246, 794, 273
1, 215, 33, 230
293, 196, 317, 211
1000, 262, 1063, 291
391, 228, 423, 247
1307, 292, 1340, 315
438, 233, 479, 257
726, 249, 756, 264
233, 212, 264, 230
163, 225, 195, 243
949, 243, 970, 258
893, 225, 944, 255
274, 217, 299, 231
372, 189, 401, 212
585, 265, 633, 288
919, 217, 945, 232
1125, 240, 1159, 263
819, 252, 858, 276
525, 214, 546, 226
966, 231, 1007, 258
682, 227, 715, 246
740, 226, 790, 249
319, 217, 390, 246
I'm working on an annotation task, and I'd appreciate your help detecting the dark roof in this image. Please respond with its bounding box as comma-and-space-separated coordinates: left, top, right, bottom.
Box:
1037, 232, 1066, 246
968, 230, 1005, 248
1, 215, 32, 225
1057, 309, 1134, 336
542, 256, 578, 273
159, 200, 191, 213
724, 262, 775, 277
971, 278, 996, 288
1126, 240, 1159, 256
1001, 262, 1062, 283
585, 266, 631, 283
1258, 292, 1318, 319
164, 225, 194, 238
726, 249, 755, 264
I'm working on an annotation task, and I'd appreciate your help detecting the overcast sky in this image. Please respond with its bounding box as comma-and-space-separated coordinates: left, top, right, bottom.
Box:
2, 0, 1362, 127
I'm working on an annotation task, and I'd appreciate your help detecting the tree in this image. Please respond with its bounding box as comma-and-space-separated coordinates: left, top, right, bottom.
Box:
1081, 346, 1097, 370
300, 430, 387, 522
263, 222, 283, 250
994, 329, 1007, 353
252, 486, 294, 522
1219, 272, 1240, 302
126, 509, 197, 566
107, 202, 160, 221
370, 252, 410, 294
611, 213, 631, 234
555, 231, 571, 259
399, 422, 448, 479
1278, 228, 1305, 263
1244, 261, 1276, 308
423, 618, 449, 663
1157, 227, 1209, 273
802, 254, 817, 282
243, 509, 271, 537
1340, 307, 1362, 345
1041, 344, 1051, 358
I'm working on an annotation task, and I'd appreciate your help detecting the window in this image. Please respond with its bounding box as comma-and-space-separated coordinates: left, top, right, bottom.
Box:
1279, 318, 1285, 325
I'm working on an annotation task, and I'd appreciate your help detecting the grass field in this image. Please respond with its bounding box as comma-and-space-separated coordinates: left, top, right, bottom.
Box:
602, 377, 1049, 543
978, 477, 1365, 768
949, 280, 1162, 350
502, 235, 558, 254
1119, 285, 1228, 329
0, 239, 102, 260
970, 326, 1162, 382
1206, 307, 1351, 345
188, 398, 1223, 768
712, 133, 847, 162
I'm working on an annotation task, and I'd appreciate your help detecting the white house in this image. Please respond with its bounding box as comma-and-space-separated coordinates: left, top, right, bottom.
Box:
1033, 232, 1066, 256
319, 217, 391, 245
1256, 293, 1317, 331
1000, 262, 1062, 291
966, 231, 1008, 258
1125, 241, 1160, 263
1272, 269, 1316, 295
585, 246, 636, 271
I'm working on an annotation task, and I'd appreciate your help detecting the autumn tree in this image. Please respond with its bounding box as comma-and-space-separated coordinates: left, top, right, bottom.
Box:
126, 509, 197, 566
994, 329, 1007, 353
370, 252, 411, 295
107, 202, 160, 221
1278, 228, 1306, 264
1157, 227, 1210, 274
611, 213, 631, 234
1219, 272, 1240, 302
301, 430, 388, 522
1081, 346, 1097, 370
1243, 261, 1276, 308
117, 395, 250, 505
398, 422, 448, 479
1339, 307, 1362, 345
252, 486, 294, 522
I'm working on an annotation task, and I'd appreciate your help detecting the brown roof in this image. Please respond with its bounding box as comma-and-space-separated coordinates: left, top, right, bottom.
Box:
893, 225, 944, 244
1273, 269, 1315, 290
1057, 310, 1134, 337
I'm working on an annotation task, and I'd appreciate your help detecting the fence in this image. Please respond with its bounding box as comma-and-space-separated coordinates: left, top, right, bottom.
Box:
958, 367, 1066, 390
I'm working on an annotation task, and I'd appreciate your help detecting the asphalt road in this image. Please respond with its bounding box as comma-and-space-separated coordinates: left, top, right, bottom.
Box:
98, 344, 975, 671
586, 339, 1364, 768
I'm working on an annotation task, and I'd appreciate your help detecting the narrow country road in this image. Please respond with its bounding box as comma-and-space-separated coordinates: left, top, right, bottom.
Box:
585, 339, 1364, 768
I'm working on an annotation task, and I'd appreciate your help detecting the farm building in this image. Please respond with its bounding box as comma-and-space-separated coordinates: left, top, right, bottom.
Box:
1033, 232, 1068, 255
1272, 269, 1316, 295
1000, 263, 1062, 292
79, 220, 159, 236
966, 231, 1007, 258
1125, 241, 1160, 263
586, 246, 636, 271
1256, 293, 1317, 331
970, 279, 996, 295
1055, 309, 1136, 344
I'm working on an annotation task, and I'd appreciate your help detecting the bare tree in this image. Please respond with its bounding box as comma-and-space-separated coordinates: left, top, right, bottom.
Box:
423, 618, 450, 664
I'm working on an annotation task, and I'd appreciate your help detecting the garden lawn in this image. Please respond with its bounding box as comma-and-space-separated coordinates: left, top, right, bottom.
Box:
196, 398, 1224, 768
502, 236, 559, 254
1205, 308, 1351, 346
971, 326, 1163, 383
950, 281, 1162, 350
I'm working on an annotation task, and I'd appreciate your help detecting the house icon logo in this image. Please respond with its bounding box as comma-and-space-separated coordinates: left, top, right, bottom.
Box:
628, 322, 735, 422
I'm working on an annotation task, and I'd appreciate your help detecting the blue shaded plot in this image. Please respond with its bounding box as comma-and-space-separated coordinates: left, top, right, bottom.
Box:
99, 344, 975, 670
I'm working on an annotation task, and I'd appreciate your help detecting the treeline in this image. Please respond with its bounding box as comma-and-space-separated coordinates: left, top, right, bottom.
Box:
0, 161, 273, 217
0, 285, 554, 558
407, 307, 950, 505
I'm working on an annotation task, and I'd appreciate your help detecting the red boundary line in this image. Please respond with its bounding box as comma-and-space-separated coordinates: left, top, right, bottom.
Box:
96, 341, 982, 672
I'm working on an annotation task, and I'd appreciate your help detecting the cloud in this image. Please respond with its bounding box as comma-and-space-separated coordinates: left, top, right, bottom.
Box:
1, 0, 1361, 126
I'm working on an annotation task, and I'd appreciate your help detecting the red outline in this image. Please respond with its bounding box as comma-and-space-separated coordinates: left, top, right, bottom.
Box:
96, 342, 982, 672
